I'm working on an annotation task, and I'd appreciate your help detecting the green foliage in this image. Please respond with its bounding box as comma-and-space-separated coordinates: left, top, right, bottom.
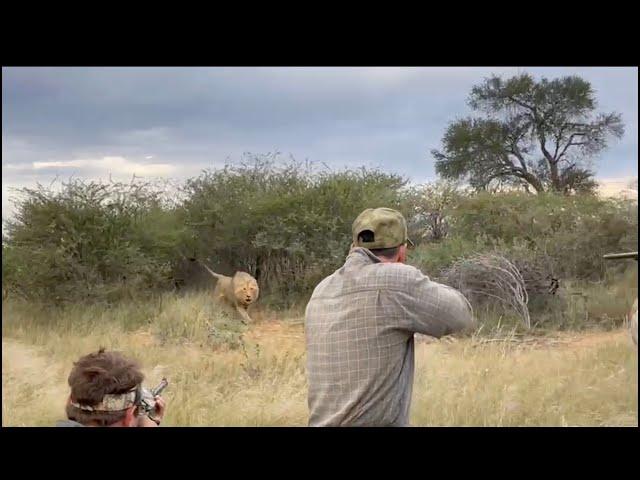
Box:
408, 236, 490, 277
181, 155, 412, 305
2, 154, 636, 327
448, 191, 637, 279
2, 179, 188, 304
407, 190, 637, 330
405, 181, 463, 244
3, 158, 414, 307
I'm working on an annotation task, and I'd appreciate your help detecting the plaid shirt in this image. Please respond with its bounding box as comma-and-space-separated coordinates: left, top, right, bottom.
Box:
305, 247, 474, 427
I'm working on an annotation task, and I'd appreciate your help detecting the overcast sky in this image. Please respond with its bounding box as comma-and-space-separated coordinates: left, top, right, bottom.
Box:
2, 66, 638, 221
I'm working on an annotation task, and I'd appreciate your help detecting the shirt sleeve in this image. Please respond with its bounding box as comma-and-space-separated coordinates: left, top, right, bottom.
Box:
404, 268, 476, 337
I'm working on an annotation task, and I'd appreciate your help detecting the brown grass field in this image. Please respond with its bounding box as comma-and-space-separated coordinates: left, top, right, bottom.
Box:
2, 291, 637, 427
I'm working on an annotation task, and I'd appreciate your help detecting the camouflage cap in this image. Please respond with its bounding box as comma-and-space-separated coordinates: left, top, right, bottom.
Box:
70, 389, 137, 412
352, 207, 413, 249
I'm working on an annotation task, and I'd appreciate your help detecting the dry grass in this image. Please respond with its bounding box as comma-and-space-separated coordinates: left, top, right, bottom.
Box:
2, 292, 637, 427
412, 331, 637, 426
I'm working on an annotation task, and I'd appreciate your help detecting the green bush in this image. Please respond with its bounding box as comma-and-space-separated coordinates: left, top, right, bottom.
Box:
2, 179, 188, 304
3, 158, 416, 307
448, 191, 637, 280
181, 156, 414, 306
2, 156, 636, 318
408, 191, 637, 330
408, 235, 490, 277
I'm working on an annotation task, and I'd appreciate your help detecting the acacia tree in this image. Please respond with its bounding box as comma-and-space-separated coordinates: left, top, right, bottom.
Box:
432, 73, 625, 194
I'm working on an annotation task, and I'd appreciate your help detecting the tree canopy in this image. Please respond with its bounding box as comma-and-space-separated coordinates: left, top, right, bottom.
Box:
432, 73, 625, 194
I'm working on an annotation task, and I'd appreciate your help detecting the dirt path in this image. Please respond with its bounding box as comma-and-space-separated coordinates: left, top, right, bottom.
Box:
2, 339, 69, 426
3, 340, 53, 376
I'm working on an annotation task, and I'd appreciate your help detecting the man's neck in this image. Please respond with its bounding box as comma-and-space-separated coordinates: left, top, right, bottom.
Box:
377, 256, 401, 264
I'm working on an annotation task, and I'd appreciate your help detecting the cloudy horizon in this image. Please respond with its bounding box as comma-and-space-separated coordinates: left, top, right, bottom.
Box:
2, 66, 638, 222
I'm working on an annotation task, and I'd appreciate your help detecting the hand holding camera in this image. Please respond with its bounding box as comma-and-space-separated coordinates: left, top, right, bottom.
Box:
136, 378, 168, 426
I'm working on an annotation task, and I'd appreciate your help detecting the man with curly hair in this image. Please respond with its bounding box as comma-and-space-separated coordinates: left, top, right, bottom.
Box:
57, 348, 166, 427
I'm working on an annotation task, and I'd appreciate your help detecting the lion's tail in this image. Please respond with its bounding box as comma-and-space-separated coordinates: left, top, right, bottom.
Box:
180, 253, 226, 280
198, 261, 225, 280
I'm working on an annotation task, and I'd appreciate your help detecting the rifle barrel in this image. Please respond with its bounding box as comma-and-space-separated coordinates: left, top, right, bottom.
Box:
603, 251, 638, 260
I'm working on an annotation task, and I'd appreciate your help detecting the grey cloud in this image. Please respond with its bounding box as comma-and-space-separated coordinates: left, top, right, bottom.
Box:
2, 66, 637, 214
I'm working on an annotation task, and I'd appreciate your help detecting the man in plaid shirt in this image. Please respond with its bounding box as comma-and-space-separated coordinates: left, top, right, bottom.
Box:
305, 207, 475, 426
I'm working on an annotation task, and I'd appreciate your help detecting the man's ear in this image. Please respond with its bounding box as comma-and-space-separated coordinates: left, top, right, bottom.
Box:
397, 244, 407, 263
123, 406, 137, 427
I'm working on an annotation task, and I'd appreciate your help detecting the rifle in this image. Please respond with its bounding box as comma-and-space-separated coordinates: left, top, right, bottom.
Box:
603, 251, 638, 261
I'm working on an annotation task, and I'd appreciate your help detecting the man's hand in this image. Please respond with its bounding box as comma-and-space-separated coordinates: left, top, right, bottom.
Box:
137, 396, 166, 427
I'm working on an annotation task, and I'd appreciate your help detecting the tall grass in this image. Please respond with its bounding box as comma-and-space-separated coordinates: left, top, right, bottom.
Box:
2, 291, 637, 427
411, 334, 637, 426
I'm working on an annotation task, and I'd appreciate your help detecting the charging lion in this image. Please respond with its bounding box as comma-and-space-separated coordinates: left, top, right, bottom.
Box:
198, 260, 260, 323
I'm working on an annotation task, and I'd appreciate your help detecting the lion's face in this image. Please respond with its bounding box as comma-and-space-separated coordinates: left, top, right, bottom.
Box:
234, 275, 259, 306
